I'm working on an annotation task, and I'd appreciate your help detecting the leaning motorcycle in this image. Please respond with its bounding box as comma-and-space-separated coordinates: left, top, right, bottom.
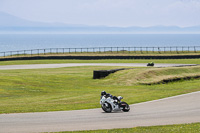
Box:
100, 94, 130, 113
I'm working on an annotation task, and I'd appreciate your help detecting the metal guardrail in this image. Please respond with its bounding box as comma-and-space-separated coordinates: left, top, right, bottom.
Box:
0, 46, 200, 57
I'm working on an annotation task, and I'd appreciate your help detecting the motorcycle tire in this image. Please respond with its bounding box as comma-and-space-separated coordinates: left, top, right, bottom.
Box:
120, 102, 130, 112
101, 102, 112, 113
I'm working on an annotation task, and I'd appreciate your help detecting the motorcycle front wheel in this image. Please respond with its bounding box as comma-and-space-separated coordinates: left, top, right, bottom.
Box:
101, 102, 112, 113
120, 102, 130, 112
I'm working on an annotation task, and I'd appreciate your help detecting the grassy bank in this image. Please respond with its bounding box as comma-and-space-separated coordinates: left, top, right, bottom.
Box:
105, 65, 200, 85
0, 65, 200, 114
0, 58, 200, 65
55, 123, 200, 133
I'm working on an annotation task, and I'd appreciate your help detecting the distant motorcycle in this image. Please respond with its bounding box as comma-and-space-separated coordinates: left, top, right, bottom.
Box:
100, 94, 130, 113
147, 62, 154, 66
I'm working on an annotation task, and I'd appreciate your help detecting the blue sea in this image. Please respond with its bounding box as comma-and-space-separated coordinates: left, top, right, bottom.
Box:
0, 34, 200, 52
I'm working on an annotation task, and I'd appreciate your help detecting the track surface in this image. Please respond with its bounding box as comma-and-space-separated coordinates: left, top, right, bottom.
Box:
0, 63, 197, 70
0, 91, 200, 133
0, 63, 199, 133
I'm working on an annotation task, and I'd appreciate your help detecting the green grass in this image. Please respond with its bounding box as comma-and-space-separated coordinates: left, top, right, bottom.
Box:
1, 58, 200, 65
1, 65, 200, 114
105, 65, 200, 85
54, 123, 200, 133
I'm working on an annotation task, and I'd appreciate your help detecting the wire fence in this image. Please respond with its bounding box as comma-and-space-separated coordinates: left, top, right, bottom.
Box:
0, 46, 200, 58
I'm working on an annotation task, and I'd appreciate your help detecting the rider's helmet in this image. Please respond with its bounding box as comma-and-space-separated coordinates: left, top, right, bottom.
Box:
101, 91, 106, 96
117, 96, 123, 101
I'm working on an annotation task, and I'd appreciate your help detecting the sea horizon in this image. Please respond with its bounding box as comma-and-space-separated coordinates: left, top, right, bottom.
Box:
0, 34, 200, 52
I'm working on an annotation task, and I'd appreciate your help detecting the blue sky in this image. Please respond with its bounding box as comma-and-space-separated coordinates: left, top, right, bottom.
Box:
0, 0, 200, 27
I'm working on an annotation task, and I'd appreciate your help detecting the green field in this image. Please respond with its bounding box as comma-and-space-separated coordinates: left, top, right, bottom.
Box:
0, 58, 200, 65
54, 123, 200, 133
0, 59, 200, 113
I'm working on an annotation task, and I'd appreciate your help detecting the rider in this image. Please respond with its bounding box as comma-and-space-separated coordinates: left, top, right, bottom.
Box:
101, 91, 119, 102
101, 91, 113, 99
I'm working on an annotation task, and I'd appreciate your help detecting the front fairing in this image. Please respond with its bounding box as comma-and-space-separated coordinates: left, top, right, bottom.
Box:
100, 96, 112, 104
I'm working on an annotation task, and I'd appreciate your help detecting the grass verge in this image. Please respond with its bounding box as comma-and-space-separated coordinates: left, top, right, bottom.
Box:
0, 58, 200, 65
54, 122, 200, 133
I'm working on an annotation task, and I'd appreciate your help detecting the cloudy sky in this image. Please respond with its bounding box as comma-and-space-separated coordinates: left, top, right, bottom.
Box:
0, 0, 200, 27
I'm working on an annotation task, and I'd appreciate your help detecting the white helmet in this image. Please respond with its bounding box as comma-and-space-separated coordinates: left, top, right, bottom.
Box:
117, 96, 123, 101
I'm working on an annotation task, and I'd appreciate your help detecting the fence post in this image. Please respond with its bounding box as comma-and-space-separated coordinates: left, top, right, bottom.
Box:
44, 49, 45, 55
158, 47, 160, 54
188, 47, 189, 53
194, 46, 196, 53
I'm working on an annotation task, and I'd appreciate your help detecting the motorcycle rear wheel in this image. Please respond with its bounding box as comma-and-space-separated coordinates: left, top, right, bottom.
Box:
101, 102, 112, 113
120, 102, 130, 112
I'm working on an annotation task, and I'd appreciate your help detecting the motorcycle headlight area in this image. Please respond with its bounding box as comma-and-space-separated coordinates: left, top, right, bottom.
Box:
100, 98, 105, 104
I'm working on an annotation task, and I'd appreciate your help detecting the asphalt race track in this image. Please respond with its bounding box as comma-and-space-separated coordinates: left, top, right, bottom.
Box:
0, 63, 197, 70
0, 91, 200, 133
0, 63, 200, 133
